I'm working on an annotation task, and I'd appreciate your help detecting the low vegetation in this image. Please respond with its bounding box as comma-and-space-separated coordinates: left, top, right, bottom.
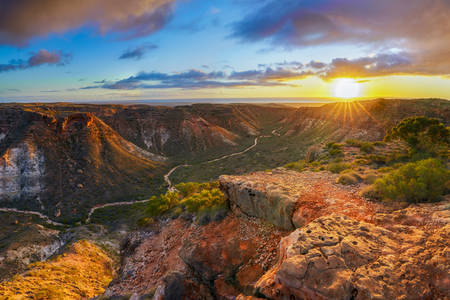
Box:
366, 158, 449, 203
328, 162, 352, 174
0, 240, 114, 299
284, 160, 307, 172
326, 142, 344, 157
336, 172, 361, 185
385, 116, 449, 157
143, 181, 227, 225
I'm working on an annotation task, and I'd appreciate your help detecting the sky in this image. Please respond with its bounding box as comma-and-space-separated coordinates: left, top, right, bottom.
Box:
0, 0, 449, 102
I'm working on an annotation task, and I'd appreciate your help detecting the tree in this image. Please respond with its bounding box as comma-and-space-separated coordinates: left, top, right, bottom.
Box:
385, 116, 449, 155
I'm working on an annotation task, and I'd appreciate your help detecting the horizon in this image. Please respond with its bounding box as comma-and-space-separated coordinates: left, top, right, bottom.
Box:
1, 97, 449, 106
1, 0, 450, 102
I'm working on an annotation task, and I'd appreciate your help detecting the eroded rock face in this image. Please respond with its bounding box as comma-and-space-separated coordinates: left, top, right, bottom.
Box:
220, 170, 378, 230
256, 214, 450, 300
105, 215, 286, 299
0, 141, 45, 208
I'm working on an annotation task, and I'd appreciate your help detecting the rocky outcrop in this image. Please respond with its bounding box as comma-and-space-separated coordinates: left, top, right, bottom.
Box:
256, 213, 450, 299
0, 221, 61, 280
220, 170, 378, 230
105, 215, 286, 299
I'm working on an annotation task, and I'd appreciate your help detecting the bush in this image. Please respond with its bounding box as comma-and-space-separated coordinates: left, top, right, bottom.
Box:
385, 116, 449, 155
137, 217, 154, 228
328, 162, 352, 173
363, 173, 378, 184
336, 172, 361, 185
181, 188, 225, 213
145, 182, 226, 224
146, 191, 180, 217
326, 142, 344, 157
345, 139, 362, 147
360, 142, 375, 154
284, 160, 307, 172
175, 181, 219, 198
371, 158, 450, 203
374, 141, 385, 147
360, 185, 383, 200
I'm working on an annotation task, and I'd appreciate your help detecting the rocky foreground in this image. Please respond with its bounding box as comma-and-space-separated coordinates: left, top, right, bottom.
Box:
104, 169, 450, 300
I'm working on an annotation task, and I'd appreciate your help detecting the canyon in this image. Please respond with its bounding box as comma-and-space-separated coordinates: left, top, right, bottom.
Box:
0, 98, 449, 299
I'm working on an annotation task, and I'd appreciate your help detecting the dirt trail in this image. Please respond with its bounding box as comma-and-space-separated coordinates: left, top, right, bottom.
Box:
0, 208, 64, 226
0, 131, 280, 224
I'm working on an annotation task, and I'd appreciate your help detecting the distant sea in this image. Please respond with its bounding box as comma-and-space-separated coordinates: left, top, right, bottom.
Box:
0, 98, 343, 106
87, 98, 335, 106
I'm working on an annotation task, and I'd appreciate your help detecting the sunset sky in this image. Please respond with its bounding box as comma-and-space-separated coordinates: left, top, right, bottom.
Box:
0, 0, 449, 102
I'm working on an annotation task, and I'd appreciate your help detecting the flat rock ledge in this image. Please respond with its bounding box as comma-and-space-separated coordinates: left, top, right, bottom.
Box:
256, 214, 450, 300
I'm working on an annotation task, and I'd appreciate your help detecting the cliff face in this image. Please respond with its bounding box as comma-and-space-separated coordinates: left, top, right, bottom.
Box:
0, 108, 165, 223
0, 141, 45, 208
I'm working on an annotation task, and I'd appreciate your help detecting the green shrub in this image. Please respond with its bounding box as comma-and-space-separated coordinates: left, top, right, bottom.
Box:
181, 188, 225, 213
363, 173, 378, 184
284, 160, 307, 172
345, 139, 362, 147
360, 142, 375, 154
175, 181, 219, 198
146, 191, 180, 217
145, 182, 226, 223
371, 158, 450, 203
360, 185, 383, 200
326, 142, 344, 157
336, 172, 361, 185
137, 217, 154, 228
366, 154, 386, 165
328, 162, 352, 173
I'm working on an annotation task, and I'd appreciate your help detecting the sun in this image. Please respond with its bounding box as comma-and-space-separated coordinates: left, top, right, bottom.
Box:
332, 78, 361, 99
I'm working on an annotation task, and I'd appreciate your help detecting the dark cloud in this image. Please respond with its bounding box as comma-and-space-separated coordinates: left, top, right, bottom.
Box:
119, 43, 158, 60
232, 0, 450, 76
0, 0, 176, 46
0, 49, 71, 73
230, 67, 311, 81
81, 68, 301, 90
307, 61, 327, 69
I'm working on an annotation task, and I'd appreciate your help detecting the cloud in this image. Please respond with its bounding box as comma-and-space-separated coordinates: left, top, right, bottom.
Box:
83, 46, 449, 91
0, 0, 176, 46
0, 49, 71, 72
232, 0, 450, 77
119, 43, 158, 60
81, 68, 302, 90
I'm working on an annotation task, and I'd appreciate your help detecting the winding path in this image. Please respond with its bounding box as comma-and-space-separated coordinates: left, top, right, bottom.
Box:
164, 136, 261, 191
0, 208, 64, 226
85, 199, 151, 223
0, 130, 282, 225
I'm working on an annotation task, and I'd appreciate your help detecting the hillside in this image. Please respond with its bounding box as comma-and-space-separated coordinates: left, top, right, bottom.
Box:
1, 99, 448, 223
0, 108, 165, 223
